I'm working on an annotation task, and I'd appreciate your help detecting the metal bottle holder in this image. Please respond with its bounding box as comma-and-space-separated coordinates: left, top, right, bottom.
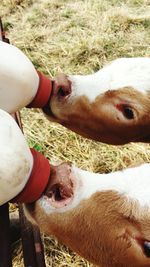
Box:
0, 18, 46, 267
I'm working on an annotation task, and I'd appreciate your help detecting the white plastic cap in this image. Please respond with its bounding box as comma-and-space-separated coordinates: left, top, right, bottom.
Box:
0, 109, 33, 205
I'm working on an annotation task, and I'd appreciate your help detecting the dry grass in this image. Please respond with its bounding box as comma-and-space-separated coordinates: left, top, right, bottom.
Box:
1, 0, 150, 266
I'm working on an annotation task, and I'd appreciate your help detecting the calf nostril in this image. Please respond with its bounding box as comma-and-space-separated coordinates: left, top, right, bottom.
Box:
53, 74, 72, 99
57, 86, 71, 98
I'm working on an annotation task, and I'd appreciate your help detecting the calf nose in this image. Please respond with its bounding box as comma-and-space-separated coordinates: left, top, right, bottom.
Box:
44, 162, 73, 202
50, 162, 72, 181
53, 73, 72, 98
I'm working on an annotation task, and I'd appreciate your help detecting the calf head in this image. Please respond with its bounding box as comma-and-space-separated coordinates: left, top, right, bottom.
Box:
25, 162, 150, 267
43, 57, 150, 145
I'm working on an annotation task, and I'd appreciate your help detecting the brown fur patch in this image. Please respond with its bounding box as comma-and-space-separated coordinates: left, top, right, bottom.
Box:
47, 86, 150, 144
26, 190, 150, 267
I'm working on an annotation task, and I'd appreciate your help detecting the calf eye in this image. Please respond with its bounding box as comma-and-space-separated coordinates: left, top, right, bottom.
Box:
144, 241, 150, 257
123, 106, 134, 120
116, 104, 135, 120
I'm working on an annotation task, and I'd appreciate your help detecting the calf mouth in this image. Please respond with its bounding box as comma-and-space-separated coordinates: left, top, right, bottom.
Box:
43, 163, 75, 208
43, 78, 72, 122
42, 81, 57, 120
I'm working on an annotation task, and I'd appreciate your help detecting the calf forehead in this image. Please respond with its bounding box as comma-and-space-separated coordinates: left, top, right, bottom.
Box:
70, 57, 150, 102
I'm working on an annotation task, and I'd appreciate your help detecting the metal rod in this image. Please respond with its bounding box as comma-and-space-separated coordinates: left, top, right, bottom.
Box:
0, 17, 9, 43
0, 17, 4, 41
0, 204, 12, 267
33, 226, 46, 267
19, 205, 37, 267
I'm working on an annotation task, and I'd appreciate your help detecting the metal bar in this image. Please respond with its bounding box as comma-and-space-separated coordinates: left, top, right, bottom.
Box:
19, 205, 37, 267
0, 204, 12, 267
0, 17, 4, 41
33, 226, 46, 267
18, 205, 46, 267
0, 17, 9, 43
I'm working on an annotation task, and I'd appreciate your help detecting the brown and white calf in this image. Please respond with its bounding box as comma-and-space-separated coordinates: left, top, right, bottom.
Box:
44, 57, 150, 145
25, 162, 150, 267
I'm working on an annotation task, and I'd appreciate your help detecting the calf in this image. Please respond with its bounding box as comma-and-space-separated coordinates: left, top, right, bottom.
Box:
44, 57, 150, 145
25, 162, 150, 267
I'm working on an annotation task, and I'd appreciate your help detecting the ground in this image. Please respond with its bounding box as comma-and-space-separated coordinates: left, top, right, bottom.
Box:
1, 0, 150, 266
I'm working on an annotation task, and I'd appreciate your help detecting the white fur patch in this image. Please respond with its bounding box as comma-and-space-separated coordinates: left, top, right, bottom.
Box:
39, 163, 150, 214
69, 58, 150, 102
76, 164, 150, 207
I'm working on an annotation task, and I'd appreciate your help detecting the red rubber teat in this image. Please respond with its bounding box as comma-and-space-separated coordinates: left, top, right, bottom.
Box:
11, 149, 50, 203
27, 72, 52, 108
